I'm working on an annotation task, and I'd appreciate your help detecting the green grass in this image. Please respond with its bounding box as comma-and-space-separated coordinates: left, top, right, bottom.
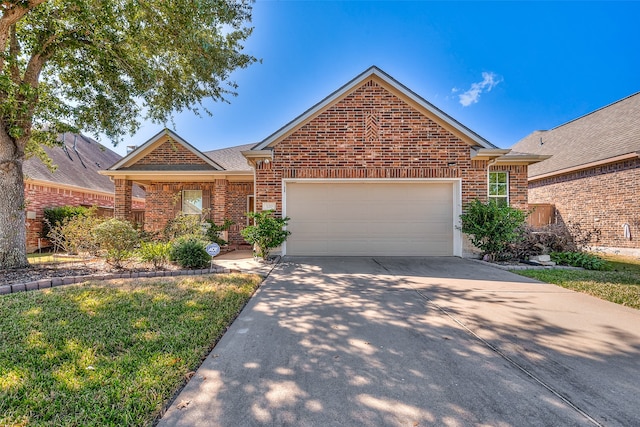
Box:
514, 254, 640, 309
0, 273, 262, 426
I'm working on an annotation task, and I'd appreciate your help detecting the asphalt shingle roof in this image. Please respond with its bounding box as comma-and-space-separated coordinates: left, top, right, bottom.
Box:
203, 143, 254, 171
511, 92, 640, 178
23, 134, 145, 198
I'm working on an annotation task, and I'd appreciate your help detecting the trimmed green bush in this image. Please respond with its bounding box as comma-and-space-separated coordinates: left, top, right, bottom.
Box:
241, 210, 291, 260
550, 251, 610, 271
93, 219, 139, 268
170, 238, 210, 269
459, 199, 528, 261
138, 241, 172, 270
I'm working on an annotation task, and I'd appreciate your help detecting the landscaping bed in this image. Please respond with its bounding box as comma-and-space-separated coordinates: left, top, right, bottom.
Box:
2, 256, 185, 287
0, 273, 262, 426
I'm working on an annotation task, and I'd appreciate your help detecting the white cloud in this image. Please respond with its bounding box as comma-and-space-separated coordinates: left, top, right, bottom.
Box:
458, 72, 502, 107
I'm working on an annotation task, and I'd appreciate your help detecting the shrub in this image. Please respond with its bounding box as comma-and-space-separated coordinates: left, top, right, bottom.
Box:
205, 218, 235, 246
551, 251, 610, 271
163, 212, 210, 241
93, 219, 139, 268
46, 208, 103, 255
137, 241, 172, 270
169, 238, 210, 269
459, 199, 527, 261
42, 205, 90, 238
241, 210, 291, 260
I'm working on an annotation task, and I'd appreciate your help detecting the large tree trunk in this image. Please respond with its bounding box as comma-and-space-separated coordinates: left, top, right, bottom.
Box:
0, 130, 28, 269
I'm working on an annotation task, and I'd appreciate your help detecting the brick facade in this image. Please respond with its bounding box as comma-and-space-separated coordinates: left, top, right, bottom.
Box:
24, 182, 145, 252
254, 80, 528, 215
529, 158, 640, 250
135, 139, 209, 166
143, 180, 253, 246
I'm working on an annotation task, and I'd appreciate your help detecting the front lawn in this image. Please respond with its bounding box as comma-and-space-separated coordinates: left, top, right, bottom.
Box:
0, 273, 262, 426
514, 254, 640, 309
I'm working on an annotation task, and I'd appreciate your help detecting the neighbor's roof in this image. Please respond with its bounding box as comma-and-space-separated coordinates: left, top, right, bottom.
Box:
204, 143, 254, 171
252, 65, 498, 151
23, 133, 145, 198
512, 91, 640, 178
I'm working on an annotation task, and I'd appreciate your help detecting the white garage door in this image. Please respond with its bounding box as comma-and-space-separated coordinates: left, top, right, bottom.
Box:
285, 182, 454, 256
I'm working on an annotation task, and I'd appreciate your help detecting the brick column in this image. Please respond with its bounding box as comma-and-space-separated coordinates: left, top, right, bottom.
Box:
213, 179, 228, 224
114, 179, 133, 221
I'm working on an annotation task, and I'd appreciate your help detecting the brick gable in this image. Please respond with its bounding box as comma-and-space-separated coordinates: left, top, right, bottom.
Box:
255, 80, 528, 214
132, 138, 210, 167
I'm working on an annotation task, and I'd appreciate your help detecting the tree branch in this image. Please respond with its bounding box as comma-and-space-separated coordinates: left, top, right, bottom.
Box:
8, 24, 20, 83
0, 1, 48, 72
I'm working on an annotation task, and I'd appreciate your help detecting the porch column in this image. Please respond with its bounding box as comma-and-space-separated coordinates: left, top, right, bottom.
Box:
114, 179, 133, 221
213, 179, 228, 224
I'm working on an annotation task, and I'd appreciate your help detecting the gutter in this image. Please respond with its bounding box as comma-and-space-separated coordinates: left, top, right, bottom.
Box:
529, 152, 639, 181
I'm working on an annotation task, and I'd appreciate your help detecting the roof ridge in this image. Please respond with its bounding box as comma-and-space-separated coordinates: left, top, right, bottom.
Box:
548, 90, 640, 131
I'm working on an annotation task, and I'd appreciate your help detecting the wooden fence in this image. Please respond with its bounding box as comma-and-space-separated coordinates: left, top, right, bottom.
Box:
527, 204, 555, 227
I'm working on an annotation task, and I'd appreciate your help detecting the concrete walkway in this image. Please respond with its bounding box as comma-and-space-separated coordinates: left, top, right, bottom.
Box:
158, 257, 640, 427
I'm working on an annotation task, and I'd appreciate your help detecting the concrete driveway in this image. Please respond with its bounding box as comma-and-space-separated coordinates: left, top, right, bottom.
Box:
158, 257, 640, 427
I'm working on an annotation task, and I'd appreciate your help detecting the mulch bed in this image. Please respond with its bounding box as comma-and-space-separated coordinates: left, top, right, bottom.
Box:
1, 257, 181, 287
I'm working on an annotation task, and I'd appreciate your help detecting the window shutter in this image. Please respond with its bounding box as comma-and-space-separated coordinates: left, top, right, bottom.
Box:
202, 189, 211, 220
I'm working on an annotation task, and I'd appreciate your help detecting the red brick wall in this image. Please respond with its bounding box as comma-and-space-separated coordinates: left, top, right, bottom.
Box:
143, 180, 253, 246
24, 182, 145, 252
529, 158, 640, 249
254, 79, 528, 214
134, 138, 209, 166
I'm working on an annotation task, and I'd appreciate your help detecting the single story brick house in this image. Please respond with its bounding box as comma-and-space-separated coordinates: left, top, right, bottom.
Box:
512, 91, 640, 256
103, 66, 546, 257
23, 133, 145, 252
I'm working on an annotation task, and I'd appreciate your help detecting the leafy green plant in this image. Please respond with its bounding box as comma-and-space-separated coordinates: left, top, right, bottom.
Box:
46, 208, 103, 255
550, 251, 610, 271
459, 199, 528, 261
170, 237, 211, 269
93, 219, 139, 268
163, 212, 211, 241
42, 205, 91, 238
137, 241, 172, 270
205, 218, 235, 246
241, 210, 291, 260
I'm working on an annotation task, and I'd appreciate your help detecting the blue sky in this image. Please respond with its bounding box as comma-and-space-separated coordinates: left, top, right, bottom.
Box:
106, 1, 640, 155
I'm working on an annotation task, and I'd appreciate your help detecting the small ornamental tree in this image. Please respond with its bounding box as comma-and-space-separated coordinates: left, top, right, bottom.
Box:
241, 210, 291, 260
93, 219, 139, 268
459, 199, 527, 261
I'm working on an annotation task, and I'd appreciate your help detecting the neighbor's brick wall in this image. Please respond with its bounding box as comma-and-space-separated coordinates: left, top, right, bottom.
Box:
134, 138, 209, 166
529, 158, 640, 249
143, 180, 253, 246
24, 182, 145, 252
254, 79, 528, 215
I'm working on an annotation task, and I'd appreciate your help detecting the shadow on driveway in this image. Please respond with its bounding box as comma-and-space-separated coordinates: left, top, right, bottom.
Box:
159, 257, 640, 427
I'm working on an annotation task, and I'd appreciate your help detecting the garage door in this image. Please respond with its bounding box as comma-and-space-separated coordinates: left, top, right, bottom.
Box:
285, 182, 454, 256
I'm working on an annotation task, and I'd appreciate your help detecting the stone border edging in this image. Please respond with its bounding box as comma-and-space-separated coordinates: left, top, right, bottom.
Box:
0, 266, 231, 296
468, 258, 583, 271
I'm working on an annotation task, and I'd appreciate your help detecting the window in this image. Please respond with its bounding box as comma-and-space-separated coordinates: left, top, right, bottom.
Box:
182, 190, 202, 215
488, 171, 508, 206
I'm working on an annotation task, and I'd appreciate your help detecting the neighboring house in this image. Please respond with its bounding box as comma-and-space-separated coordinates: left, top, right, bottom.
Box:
103, 66, 546, 257
23, 133, 145, 252
512, 91, 640, 256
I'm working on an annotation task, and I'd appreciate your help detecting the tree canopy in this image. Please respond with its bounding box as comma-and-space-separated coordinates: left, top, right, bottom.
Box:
0, 0, 256, 269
